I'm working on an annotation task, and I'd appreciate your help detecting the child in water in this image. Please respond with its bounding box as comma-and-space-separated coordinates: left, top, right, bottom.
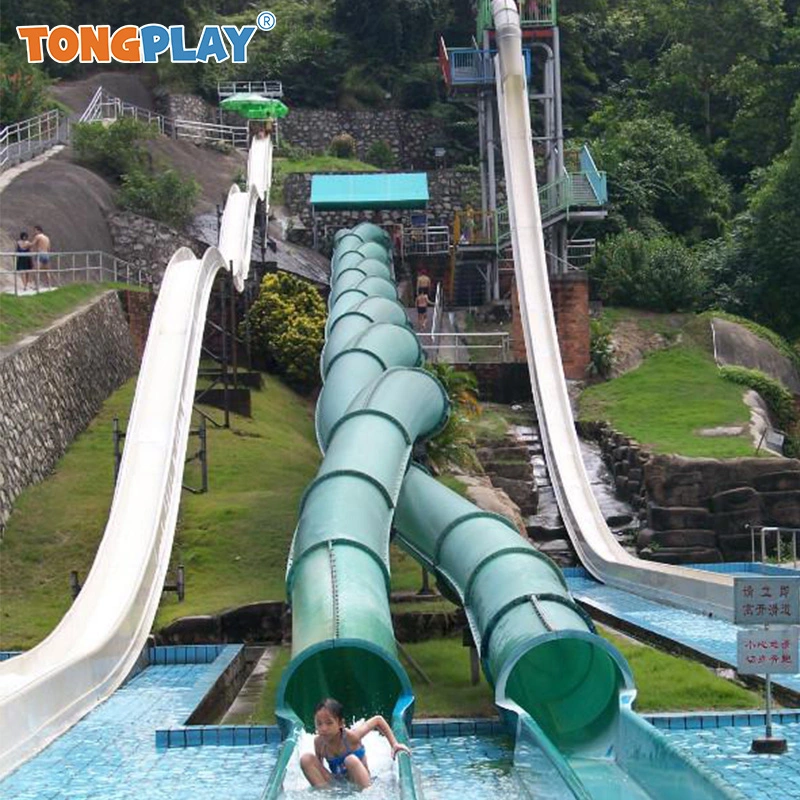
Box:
300, 698, 411, 789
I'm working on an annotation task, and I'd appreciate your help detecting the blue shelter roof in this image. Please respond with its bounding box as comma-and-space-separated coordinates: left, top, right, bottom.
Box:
310, 173, 429, 210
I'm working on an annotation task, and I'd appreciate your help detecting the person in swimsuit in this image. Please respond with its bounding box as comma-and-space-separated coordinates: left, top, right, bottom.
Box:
415, 290, 429, 331
300, 697, 411, 789
16, 231, 32, 290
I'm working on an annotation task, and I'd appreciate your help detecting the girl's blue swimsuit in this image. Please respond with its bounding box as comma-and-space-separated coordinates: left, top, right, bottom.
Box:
326, 732, 366, 776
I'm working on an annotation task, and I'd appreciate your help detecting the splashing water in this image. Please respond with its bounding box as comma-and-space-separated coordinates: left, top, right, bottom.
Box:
282, 725, 402, 799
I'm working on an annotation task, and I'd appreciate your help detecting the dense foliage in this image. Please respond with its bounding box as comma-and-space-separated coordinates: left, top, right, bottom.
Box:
72, 118, 199, 226
2, 0, 799, 333
245, 272, 327, 391
423, 362, 480, 470
0, 45, 53, 127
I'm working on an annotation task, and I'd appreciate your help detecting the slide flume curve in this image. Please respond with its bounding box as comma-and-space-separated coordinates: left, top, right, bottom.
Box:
0, 134, 273, 778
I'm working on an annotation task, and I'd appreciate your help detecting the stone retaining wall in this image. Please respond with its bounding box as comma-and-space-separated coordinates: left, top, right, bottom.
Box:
109, 211, 201, 287
280, 109, 445, 169
0, 292, 137, 533
579, 420, 800, 564
155, 93, 216, 123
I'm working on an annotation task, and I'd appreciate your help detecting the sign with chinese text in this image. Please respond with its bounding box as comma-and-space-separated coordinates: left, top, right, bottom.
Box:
737, 627, 799, 675
733, 577, 800, 625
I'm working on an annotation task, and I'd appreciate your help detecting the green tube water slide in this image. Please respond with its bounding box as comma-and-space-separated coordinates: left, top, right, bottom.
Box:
264, 219, 742, 799
264, 222, 446, 799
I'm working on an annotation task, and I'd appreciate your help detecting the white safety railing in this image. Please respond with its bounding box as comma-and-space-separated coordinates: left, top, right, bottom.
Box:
217, 80, 283, 99
78, 87, 105, 123
404, 225, 451, 255
750, 526, 800, 568
0, 251, 147, 295
0, 109, 68, 171
78, 88, 248, 149
171, 118, 249, 148
421, 331, 510, 362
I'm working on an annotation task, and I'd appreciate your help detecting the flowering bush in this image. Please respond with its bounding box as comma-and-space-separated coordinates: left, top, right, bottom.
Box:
245, 272, 326, 391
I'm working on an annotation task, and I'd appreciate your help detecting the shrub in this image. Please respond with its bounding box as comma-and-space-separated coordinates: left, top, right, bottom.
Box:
720, 366, 797, 431
365, 139, 396, 169
588, 317, 615, 379
72, 117, 153, 180
118, 168, 199, 228
423, 363, 480, 470
592, 230, 706, 312
244, 272, 326, 391
329, 133, 357, 159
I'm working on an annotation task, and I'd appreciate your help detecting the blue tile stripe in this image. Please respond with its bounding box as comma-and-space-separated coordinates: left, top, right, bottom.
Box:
154, 725, 284, 749
410, 718, 507, 737
154, 718, 511, 749
0, 651, 22, 661
148, 644, 226, 665
645, 710, 800, 730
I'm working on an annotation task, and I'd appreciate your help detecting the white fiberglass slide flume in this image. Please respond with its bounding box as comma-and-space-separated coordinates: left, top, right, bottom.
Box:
490, 0, 734, 619
0, 135, 273, 778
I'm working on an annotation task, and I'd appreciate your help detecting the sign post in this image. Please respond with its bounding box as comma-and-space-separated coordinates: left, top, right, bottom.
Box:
734, 576, 800, 754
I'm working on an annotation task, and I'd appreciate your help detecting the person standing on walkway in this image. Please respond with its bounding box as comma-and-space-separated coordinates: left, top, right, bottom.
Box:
31, 225, 52, 288
416, 268, 432, 301
416, 289, 430, 331
15, 231, 32, 291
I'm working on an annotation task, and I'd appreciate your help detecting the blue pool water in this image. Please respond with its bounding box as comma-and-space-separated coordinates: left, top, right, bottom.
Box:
662, 721, 800, 800
5, 643, 800, 799
0, 648, 274, 800
410, 735, 526, 799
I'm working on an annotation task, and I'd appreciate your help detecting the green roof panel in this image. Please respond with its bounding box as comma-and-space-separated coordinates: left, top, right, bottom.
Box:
310, 173, 429, 210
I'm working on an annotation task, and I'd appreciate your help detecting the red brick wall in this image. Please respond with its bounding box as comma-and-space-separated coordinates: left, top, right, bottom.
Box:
118, 290, 155, 362
510, 273, 590, 380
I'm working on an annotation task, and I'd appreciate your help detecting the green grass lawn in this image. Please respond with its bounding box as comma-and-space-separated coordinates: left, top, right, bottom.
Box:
0, 284, 138, 346
600, 629, 761, 712
248, 629, 761, 724
270, 155, 377, 204
579, 345, 755, 457
156, 377, 321, 628
0, 373, 321, 649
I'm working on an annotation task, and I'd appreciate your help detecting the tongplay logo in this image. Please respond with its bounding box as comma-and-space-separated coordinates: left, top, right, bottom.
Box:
16, 13, 275, 64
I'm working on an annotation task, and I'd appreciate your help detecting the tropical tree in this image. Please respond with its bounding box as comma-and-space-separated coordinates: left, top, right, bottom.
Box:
744, 99, 800, 337
589, 112, 731, 240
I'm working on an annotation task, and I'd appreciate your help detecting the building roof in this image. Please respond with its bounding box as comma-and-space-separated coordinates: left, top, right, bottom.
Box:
310, 173, 429, 210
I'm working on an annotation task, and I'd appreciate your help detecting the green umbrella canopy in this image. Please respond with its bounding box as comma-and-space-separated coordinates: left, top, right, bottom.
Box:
220, 94, 289, 120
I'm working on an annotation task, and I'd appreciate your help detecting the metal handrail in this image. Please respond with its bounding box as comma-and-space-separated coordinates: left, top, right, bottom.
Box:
421, 331, 510, 362
404, 225, 451, 255
448, 47, 532, 86
217, 80, 283, 99
0, 250, 147, 295
0, 109, 68, 171
750, 526, 800, 569
79, 87, 105, 123
579, 144, 608, 204
478, 0, 558, 38
77, 88, 248, 149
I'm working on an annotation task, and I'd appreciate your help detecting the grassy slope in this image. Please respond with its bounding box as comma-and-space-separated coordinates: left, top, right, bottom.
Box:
0, 374, 321, 649
0, 284, 130, 346
579, 345, 755, 457
156, 377, 321, 627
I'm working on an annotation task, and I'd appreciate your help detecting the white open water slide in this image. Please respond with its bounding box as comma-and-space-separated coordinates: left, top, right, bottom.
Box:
491, 0, 735, 619
0, 135, 273, 778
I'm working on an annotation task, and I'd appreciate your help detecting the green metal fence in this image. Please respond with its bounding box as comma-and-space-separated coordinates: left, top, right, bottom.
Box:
477, 0, 558, 40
